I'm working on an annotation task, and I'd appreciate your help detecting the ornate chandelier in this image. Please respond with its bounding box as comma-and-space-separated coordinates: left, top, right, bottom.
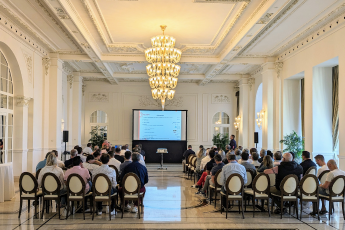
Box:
145, 25, 182, 110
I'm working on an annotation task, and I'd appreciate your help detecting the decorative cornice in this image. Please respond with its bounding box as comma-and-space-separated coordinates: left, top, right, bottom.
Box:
62, 63, 73, 74
275, 62, 283, 78
108, 45, 143, 53
89, 93, 109, 102
42, 58, 51, 76
82, 83, 86, 96
212, 94, 231, 103
139, 96, 183, 108
67, 75, 74, 88
193, 0, 250, 2
16, 96, 31, 107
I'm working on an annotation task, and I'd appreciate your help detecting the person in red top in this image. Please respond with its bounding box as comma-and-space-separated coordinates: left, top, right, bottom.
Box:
102, 140, 110, 150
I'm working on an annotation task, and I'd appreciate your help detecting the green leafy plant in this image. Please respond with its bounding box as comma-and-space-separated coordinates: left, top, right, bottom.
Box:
212, 133, 229, 151
279, 131, 304, 161
89, 126, 106, 149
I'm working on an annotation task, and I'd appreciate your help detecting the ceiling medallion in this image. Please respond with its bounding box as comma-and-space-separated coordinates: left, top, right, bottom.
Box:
145, 25, 182, 110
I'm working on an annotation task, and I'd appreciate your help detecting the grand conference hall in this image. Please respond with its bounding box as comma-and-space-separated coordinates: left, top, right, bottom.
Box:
1, 0, 345, 229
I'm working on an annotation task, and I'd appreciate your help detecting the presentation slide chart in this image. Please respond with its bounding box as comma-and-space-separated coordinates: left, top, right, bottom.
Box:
138, 110, 182, 140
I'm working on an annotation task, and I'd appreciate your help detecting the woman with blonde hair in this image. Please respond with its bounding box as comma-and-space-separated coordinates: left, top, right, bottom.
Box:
257, 155, 273, 173
38, 152, 67, 205
195, 145, 206, 173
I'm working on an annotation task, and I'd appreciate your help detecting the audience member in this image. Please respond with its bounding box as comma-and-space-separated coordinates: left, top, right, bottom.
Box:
120, 152, 148, 213
120, 151, 132, 173
238, 146, 243, 151
196, 145, 206, 173
267, 150, 273, 159
108, 151, 121, 171
120, 146, 126, 156
218, 147, 226, 160
251, 152, 261, 167
93, 150, 101, 161
92, 153, 117, 215
52, 150, 65, 168
93, 145, 99, 151
258, 149, 267, 163
36, 152, 51, 172
37, 153, 67, 205
200, 148, 211, 171
182, 145, 195, 172
264, 152, 303, 214
83, 155, 101, 173
64, 156, 91, 194
225, 145, 231, 155
257, 155, 273, 173
273, 151, 282, 166
83, 143, 93, 155
240, 149, 256, 173
101, 148, 107, 154
101, 140, 110, 149
192, 150, 215, 192
234, 149, 242, 161
314, 154, 329, 177
138, 144, 146, 161
300, 151, 317, 175
64, 149, 77, 168
115, 147, 125, 163
76, 147, 87, 163
318, 159, 345, 214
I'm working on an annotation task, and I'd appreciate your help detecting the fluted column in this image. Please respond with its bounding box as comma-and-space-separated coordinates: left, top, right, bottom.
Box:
71, 73, 83, 146
238, 76, 250, 148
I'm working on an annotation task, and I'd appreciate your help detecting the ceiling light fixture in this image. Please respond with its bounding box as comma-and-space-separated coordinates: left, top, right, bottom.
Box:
145, 25, 182, 110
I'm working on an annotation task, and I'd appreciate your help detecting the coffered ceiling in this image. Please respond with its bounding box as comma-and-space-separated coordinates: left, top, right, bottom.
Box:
0, 0, 344, 85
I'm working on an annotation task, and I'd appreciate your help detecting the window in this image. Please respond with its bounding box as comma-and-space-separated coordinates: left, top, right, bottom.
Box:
212, 112, 230, 136
0, 50, 14, 163
90, 110, 108, 138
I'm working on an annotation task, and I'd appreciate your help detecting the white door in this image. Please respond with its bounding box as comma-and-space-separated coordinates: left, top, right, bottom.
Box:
0, 113, 13, 164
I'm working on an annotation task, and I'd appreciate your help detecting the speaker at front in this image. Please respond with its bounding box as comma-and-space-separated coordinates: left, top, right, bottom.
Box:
254, 132, 259, 144
63, 130, 69, 142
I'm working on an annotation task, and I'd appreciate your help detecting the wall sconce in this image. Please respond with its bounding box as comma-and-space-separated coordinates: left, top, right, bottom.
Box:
256, 110, 265, 129
234, 116, 241, 130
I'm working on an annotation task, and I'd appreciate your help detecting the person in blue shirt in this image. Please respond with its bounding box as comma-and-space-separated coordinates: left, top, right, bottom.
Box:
36, 152, 51, 172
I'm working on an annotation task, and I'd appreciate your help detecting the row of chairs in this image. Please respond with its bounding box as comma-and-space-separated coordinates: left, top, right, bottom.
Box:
18, 169, 144, 220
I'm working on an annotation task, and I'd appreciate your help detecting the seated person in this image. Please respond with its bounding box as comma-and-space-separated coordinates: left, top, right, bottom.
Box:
52, 150, 65, 168
240, 149, 256, 173
314, 154, 329, 177
83, 155, 101, 174
115, 147, 125, 163
120, 151, 132, 174
108, 151, 121, 171
120, 153, 148, 213
267, 150, 273, 159
200, 148, 211, 170
192, 150, 215, 192
64, 156, 91, 211
36, 152, 51, 172
64, 149, 77, 168
300, 151, 317, 175
273, 151, 282, 166
257, 155, 273, 172
258, 149, 267, 163
264, 152, 303, 214
251, 152, 261, 167
38, 152, 67, 206
92, 153, 117, 216
199, 154, 224, 198
182, 145, 195, 172
138, 144, 146, 161
234, 149, 242, 161
77, 147, 87, 163
318, 159, 345, 215
120, 145, 127, 156
83, 143, 93, 155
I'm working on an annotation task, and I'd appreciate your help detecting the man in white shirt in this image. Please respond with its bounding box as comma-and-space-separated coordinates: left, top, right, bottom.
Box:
120, 146, 126, 156
200, 149, 211, 170
108, 150, 121, 171
83, 155, 101, 174
314, 154, 329, 177
251, 152, 261, 167
83, 143, 93, 155
318, 159, 345, 214
76, 147, 87, 163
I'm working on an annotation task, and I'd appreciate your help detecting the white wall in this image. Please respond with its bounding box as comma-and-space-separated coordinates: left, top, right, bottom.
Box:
82, 81, 237, 150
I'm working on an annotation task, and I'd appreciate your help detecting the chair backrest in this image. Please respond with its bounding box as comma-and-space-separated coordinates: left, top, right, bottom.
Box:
280, 174, 298, 196
252, 173, 270, 194
214, 169, 222, 187
268, 173, 276, 187
19, 172, 38, 195
92, 173, 112, 197
305, 166, 316, 176
299, 174, 318, 196
318, 170, 330, 185
225, 173, 244, 195
109, 165, 119, 181
122, 172, 141, 195
186, 155, 193, 165
245, 169, 254, 187
41, 172, 61, 195
329, 175, 345, 197
35, 168, 41, 180
192, 157, 197, 167
66, 173, 85, 196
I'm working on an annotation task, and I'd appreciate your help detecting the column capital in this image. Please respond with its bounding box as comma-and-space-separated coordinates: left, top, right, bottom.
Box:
15, 96, 31, 107
275, 62, 283, 78
42, 58, 50, 76
67, 75, 74, 89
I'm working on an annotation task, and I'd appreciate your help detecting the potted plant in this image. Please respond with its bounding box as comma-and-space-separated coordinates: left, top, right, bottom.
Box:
89, 126, 106, 149
212, 133, 229, 151
279, 131, 304, 162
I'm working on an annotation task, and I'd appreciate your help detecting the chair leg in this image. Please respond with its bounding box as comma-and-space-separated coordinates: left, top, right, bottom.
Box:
342, 201, 345, 220
267, 197, 270, 217
329, 201, 331, 221
27, 199, 30, 213
34, 198, 38, 219
121, 198, 125, 219
66, 200, 70, 220
300, 199, 303, 220
281, 199, 283, 219
18, 198, 22, 218
295, 199, 298, 219
252, 196, 255, 218
41, 199, 45, 219
241, 198, 245, 219
238, 199, 240, 214
109, 200, 111, 221
83, 199, 85, 220
92, 198, 96, 220
138, 198, 140, 219
226, 198, 228, 219
57, 198, 60, 220
214, 191, 217, 208
220, 195, 223, 214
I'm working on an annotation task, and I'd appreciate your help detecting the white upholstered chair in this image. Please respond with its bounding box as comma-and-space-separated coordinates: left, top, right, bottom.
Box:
298, 174, 319, 220
121, 172, 144, 219
209, 169, 222, 208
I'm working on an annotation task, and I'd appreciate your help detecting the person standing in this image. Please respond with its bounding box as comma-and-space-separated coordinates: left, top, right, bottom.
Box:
229, 135, 237, 150
182, 145, 195, 172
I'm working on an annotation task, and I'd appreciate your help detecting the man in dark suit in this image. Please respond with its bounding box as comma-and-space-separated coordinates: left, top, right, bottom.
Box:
300, 151, 317, 175
229, 135, 237, 150
182, 145, 195, 172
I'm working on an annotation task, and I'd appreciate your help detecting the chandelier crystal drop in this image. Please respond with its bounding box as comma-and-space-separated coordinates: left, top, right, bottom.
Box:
145, 25, 182, 110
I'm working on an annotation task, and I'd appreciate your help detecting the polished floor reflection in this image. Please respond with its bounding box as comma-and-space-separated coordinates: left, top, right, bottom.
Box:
0, 163, 344, 229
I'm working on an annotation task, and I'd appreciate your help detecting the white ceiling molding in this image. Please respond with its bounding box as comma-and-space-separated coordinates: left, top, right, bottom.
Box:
193, 0, 251, 3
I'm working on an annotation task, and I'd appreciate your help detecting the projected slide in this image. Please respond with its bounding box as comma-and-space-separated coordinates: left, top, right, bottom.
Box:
138, 111, 181, 140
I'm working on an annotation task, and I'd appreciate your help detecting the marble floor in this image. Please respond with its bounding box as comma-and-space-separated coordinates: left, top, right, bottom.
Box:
1, 163, 344, 230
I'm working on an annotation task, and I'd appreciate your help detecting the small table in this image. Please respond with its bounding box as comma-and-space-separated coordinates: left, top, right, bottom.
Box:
0, 162, 15, 203
156, 150, 168, 170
